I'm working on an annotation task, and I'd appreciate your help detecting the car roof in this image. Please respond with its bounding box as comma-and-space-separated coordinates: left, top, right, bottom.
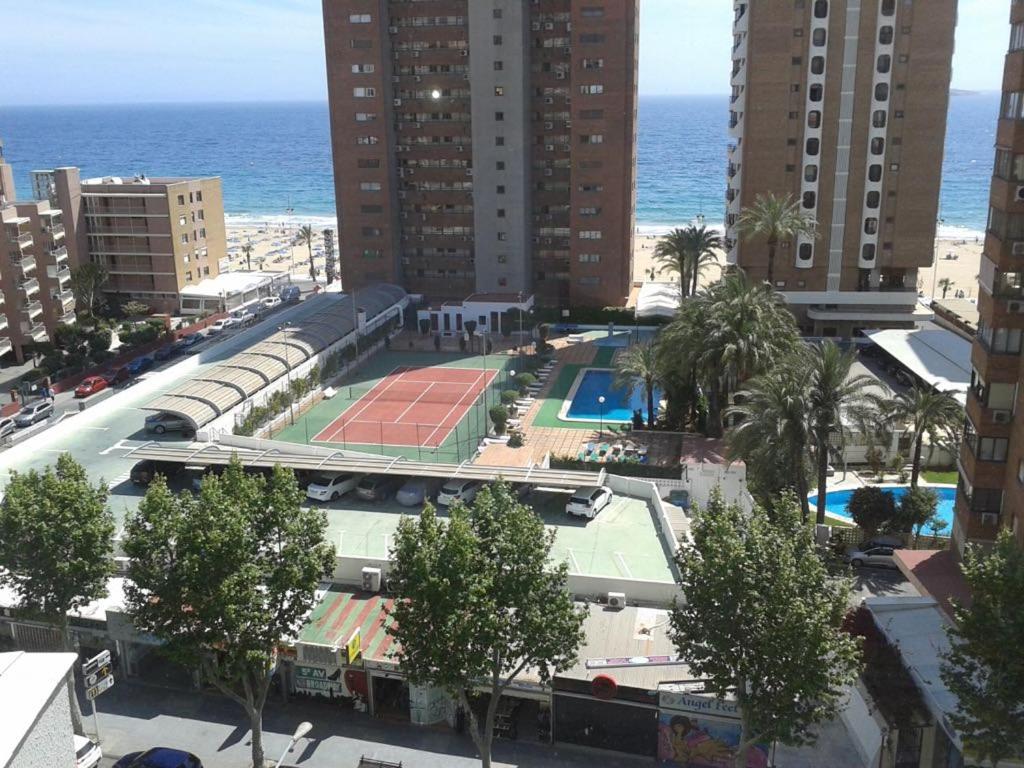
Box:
133, 747, 198, 767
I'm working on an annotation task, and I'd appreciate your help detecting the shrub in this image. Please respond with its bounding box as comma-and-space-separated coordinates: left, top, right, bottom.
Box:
489, 404, 509, 436
121, 300, 152, 318
500, 389, 519, 406
52, 323, 81, 350
507, 431, 524, 448
848, 487, 897, 538
418, 318, 430, 335
20, 369, 46, 384
87, 327, 113, 354
550, 455, 680, 479
895, 487, 939, 540
514, 372, 536, 395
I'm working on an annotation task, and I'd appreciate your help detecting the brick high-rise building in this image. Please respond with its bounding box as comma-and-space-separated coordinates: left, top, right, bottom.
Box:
955, 0, 1024, 553
322, 0, 638, 308
726, 0, 957, 337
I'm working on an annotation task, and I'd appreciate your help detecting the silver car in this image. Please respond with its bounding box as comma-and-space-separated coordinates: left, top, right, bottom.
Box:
14, 400, 53, 427
844, 544, 900, 569
396, 478, 443, 508
0, 417, 16, 439
145, 412, 190, 434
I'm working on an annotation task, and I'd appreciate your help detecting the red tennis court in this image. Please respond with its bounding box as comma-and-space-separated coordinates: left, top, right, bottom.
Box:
311, 366, 499, 448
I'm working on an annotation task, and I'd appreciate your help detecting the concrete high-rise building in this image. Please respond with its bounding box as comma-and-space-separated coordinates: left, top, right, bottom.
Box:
33, 170, 226, 315
726, 0, 958, 336
955, 1, 1024, 554
322, 0, 638, 308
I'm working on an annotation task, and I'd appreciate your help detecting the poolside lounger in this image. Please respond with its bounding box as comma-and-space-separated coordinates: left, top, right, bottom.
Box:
586, 442, 595, 454
577, 450, 587, 461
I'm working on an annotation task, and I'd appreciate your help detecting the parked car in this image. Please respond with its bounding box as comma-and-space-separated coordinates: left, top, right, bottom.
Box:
145, 412, 191, 435
844, 543, 900, 569
261, 295, 282, 310
186, 464, 225, 492
103, 366, 132, 386
74, 734, 102, 768
153, 345, 174, 361
396, 478, 443, 507
280, 284, 301, 303
306, 472, 361, 502
436, 478, 482, 507
566, 486, 613, 519
356, 474, 398, 502
230, 308, 258, 326
113, 748, 203, 768
14, 400, 54, 427
207, 317, 238, 334
860, 535, 905, 551
172, 334, 204, 354
0, 417, 16, 439
130, 459, 182, 486
75, 375, 109, 398
126, 356, 154, 375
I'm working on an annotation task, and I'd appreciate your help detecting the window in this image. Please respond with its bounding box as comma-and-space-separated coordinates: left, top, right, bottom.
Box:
808, 110, 821, 129
176, 194, 185, 205
798, 243, 813, 260
809, 84, 823, 102
360, 182, 382, 191
811, 56, 825, 75
881, 0, 895, 15
803, 191, 816, 209
581, 6, 605, 16
869, 164, 883, 182
352, 64, 375, 74
353, 87, 376, 98
580, 134, 604, 145
875, 83, 889, 102
579, 33, 605, 44
812, 28, 826, 46
879, 26, 894, 45
1012, 22, 1024, 52
497, 185, 506, 194
362, 249, 382, 259
1003, 91, 1024, 120
866, 191, 881, 209
862, 244, 876, 262
494, 86, 504, 96
356, 136, 379, 145
493, 61, 504, 71
180, 233, 189, 244
361, 227, 381, 236
495, 111, 504, 121
579, 230, 602, 240
580, 109, 604, 119
495, 136, 505, 146
358, 158, 381, 168
872, 109, 887, 128
497, 232, 507, 241
493, 35, 503, 45
351, 40, 372, 49
871, 137, 885, 155
813, 0, 828, 18
578, 253, 601, 263
361, 204, 383, 213
195, 191, 202, 202
804, 165, 818, 183
578, 183, 603, 192
355, 112, 376, 121
178, 215, 187, 226
497, 209, 506, 218
582, 58, 604, 70
349, 13, 371, 23
864, 218, 879, 235
579, 207, 600, 216
578, 276, 601, 286
806, 138, 820, 156
496, 161, 506, 170
980, 324, 1024, 355
877, 54, 891, 74
580, 84, 604, 95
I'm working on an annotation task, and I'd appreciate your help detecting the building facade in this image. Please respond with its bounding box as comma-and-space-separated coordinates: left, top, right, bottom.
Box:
955, 0, 1024, 554
322, 0, 638, 308
726, 0, 958, 336
33, 171, 226, 315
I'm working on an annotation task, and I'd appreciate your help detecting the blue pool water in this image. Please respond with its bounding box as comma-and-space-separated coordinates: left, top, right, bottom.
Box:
809, 486, 956, 528
566, 369, 663, 422
594, 330, 658, 348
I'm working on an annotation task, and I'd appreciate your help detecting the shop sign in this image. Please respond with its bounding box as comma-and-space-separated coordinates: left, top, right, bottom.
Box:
659, 690, 739, 719
346, 628, 361, 665
295, 665, 344, 695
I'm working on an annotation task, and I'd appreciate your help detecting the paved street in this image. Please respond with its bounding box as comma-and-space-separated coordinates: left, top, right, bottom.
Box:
849, 565, 920, 604
88, 680, 649, 768
0, 295, 330, 522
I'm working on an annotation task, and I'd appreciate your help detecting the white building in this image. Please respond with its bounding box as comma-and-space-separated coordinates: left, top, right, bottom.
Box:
0, 651, 77, 768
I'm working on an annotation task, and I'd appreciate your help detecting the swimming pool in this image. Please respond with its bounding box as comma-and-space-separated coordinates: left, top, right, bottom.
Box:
809, 486, 956, 528
562, 368, 663, 423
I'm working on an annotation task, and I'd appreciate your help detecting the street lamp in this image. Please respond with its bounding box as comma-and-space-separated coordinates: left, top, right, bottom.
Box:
431, 89, 442, 100
477, 330, 489, 409
508, 369, 516, 392
279, 322, 295, 426
598, 395, 606, 438
274, 721, 313, 768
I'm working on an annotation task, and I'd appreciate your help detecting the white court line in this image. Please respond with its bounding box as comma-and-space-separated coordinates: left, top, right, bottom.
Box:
100, 439, 132, 456
614, 553, 633, 579
419, 369, 494, 447
311, 366, 412, 443
565, 548, 582, 574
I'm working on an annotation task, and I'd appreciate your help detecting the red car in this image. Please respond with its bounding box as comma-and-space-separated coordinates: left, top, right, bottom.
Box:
74, 375, 109, 398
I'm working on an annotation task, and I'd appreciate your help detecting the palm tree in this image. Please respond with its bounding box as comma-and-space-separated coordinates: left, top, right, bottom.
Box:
735, 192, 817, 285
886, 386, 963, 488
241, 242, 254, 272
653, 229, 692, 299
727, 363, 812, 520
297, 225, 316, 281
653, 225, 723, 298
805, 342, 884, 525
613, 342, 661, 428
938, 277, 954, 299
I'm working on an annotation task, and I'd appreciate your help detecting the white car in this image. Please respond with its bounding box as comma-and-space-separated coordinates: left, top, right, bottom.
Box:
73, 734, 102, 768
566, 486, 613, 519
208, 317, 239, 334
261, 296, 282, 310
436, 479, 481, 507
306, 473, 361, 502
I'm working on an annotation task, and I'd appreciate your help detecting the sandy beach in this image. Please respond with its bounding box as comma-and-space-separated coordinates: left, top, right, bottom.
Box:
223, 223, 334, 281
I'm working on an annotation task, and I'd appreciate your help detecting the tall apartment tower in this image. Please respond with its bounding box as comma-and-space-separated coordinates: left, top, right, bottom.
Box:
322, 0, 638, 308
955, 1, 1024, 554
726, 0, 957, 336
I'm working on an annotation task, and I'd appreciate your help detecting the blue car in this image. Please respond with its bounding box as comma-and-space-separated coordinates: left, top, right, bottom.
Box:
172, 334, 203, 354
113, 748, 203, 768
153, 345, 173, 361
126, 356, 154, 375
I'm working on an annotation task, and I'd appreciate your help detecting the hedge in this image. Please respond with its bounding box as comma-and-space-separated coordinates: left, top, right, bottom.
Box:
549, 455, 681, 480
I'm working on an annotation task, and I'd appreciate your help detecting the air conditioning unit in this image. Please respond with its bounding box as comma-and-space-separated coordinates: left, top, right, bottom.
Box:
1013, 241, 1024, 256
545, 144, 554, 152
555, 72, 566, 80
412, 51, 420, 58
461, 50, 469, 57
544, 96, 554, 105
545, 22, 554, 30
391, 75, 400, 83
414, 75, 422, 82
1016, 185, 1024, 203
607, 591, 626, 609
992, 409, 1013, 424
393, 98, 402, 106
1009, 300, 1024, 313
362, 566, 382, 592
418, 235, 425, 241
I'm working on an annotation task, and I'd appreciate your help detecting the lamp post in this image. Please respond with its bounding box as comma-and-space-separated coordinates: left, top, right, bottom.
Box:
279, 322, 295, 426
274, 721, 312, 768
598, 395, 606, 438
477, 330, 488, 410
930, 216, 945, 300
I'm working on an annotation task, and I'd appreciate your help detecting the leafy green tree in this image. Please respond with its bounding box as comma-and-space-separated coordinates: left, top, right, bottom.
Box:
735, 192, 817, 285
297, 224, 316, 280
69, 262, 109, 315
653, 225, 722, 298
121, 300, 151, 318
885, 386, 962, 488
0, 454, 115, 735
847, 486, 897, 538
941, 532, 1024, 767
613, 341, 661, 428
52, 322, 82, 350
670, 492, 859, 767
387, 482, 586, 768
122, 460, 336, 768
895, 487, 938, 545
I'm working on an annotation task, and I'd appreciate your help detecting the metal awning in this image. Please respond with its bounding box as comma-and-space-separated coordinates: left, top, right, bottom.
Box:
126, 442, 606, 489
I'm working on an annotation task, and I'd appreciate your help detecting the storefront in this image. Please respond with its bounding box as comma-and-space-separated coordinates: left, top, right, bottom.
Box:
657, 682, 769, 768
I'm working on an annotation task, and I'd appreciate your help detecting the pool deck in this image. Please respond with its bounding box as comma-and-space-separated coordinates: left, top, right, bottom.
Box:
317, 488, 676, 583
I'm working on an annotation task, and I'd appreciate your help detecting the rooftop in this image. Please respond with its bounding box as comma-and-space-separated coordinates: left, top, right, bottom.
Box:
0, 651, 77, 766
179, 270, 289, 298
894, 548, 971, 622
297, 586, 397, 663
863, 323, 970, 403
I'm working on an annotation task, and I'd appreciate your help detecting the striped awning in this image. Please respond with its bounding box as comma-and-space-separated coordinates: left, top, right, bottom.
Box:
296, 585, 398, 664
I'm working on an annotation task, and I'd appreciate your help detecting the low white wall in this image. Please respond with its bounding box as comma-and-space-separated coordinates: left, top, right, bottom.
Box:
567, 572, 682, 606
607, 476, 679, 558
682, 461, 753, 512
840, 681, 886, 768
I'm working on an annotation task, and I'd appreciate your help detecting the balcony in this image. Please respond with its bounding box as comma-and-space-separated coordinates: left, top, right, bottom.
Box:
0, 314, 8, 333
49, 245, 68, 265
11, 255, 36, 275
19, 321, 47, 342
10, 232, 33, 250
46, 224, 65, 241
19, 278, 40, 298
20, 300, 43, 320
61, 310, 77, 325
47, 264, 71, 282
55, 289, 75, 312
0, 338, 12, 358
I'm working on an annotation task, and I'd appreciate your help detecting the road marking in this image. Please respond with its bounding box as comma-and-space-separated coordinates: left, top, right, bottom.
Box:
109, 472, 132, 486
100, 439, 134, 456
81, 427, 110, 431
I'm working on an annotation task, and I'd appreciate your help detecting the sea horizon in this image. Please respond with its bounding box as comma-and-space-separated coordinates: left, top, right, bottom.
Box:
0, 92, 998, 238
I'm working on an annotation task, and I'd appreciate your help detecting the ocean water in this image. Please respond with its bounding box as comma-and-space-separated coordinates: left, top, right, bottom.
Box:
0, 93, 998, 235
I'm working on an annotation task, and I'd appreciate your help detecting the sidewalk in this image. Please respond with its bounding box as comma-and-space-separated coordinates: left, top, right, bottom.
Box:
87, 680, 650, 768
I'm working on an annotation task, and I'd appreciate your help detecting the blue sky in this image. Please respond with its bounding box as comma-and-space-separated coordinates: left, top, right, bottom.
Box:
0, 0, 1007, 105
